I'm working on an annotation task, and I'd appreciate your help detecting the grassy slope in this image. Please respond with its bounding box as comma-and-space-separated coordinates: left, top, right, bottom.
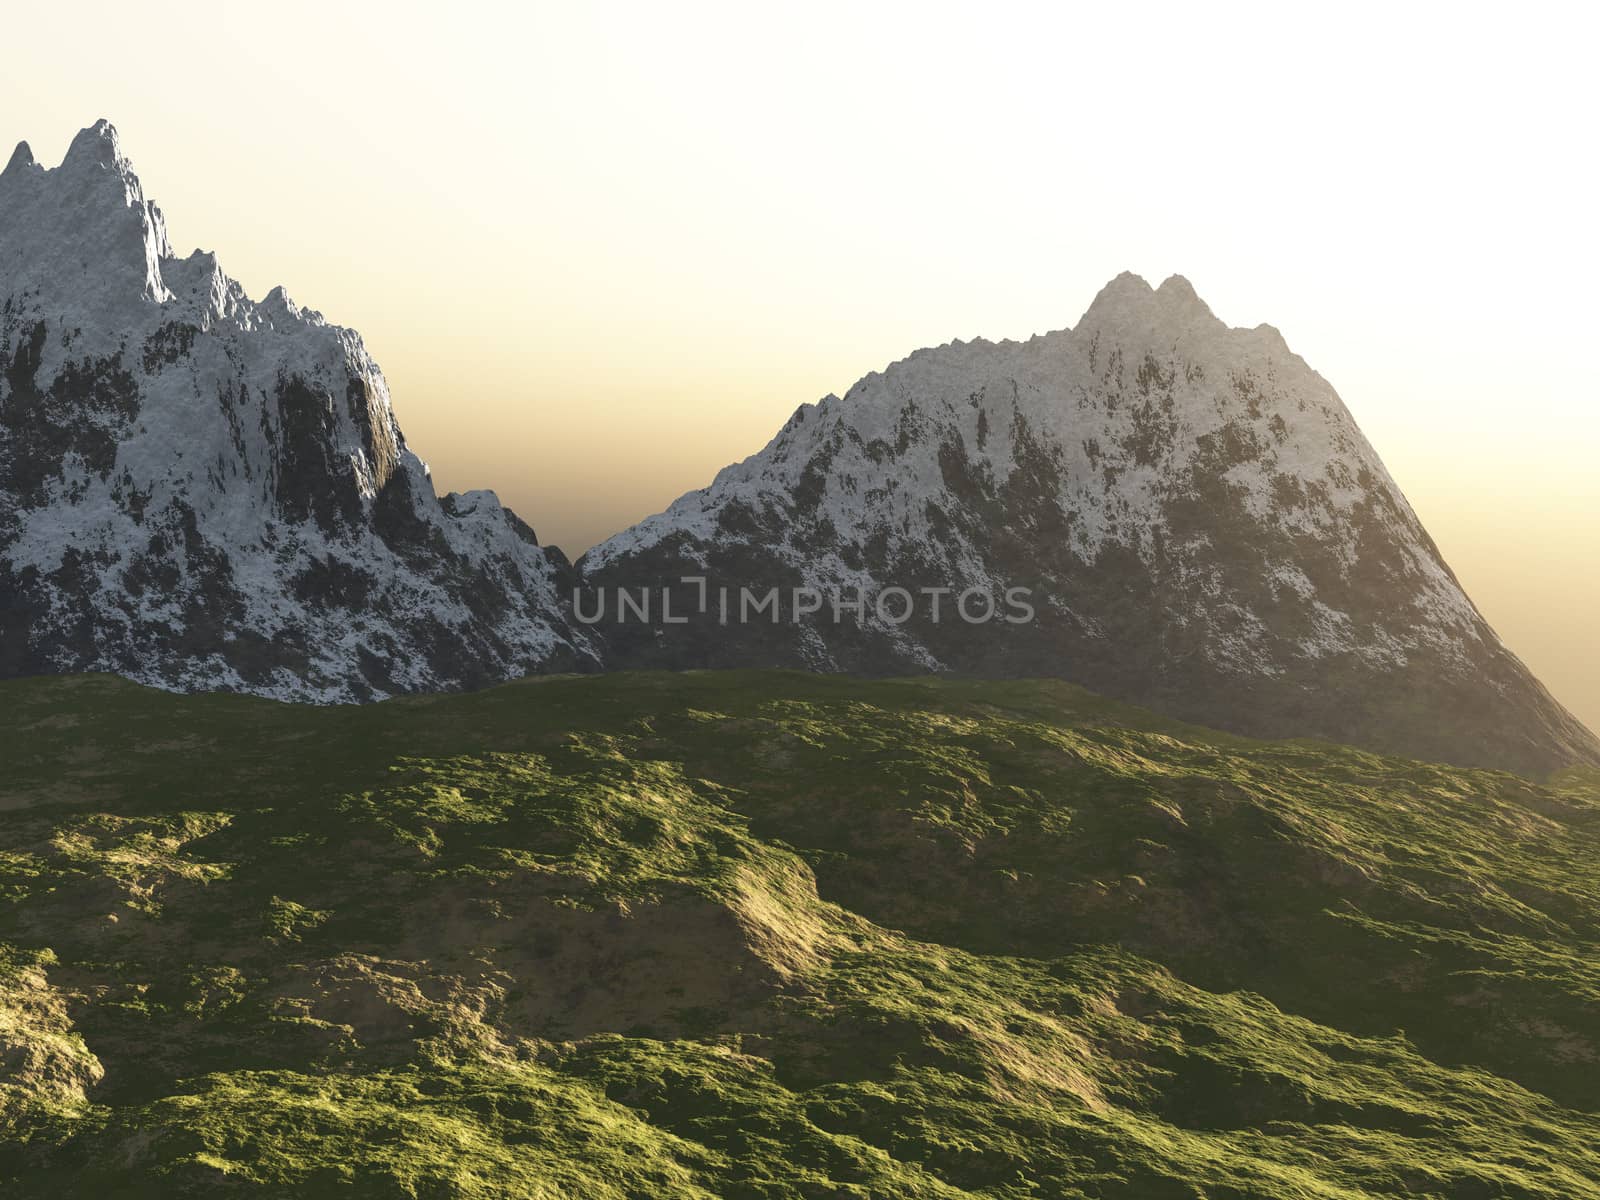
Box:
2, 669, 1599, 1198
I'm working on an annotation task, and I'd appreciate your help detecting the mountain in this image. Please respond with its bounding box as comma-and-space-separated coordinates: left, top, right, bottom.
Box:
581, 274, 1599, 775
5, 670, 1600, 1196
0, 121, 599, 700
3, 120, 1594, 777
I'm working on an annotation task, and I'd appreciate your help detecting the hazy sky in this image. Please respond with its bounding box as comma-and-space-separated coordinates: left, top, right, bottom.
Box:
3, 1, 1596, 731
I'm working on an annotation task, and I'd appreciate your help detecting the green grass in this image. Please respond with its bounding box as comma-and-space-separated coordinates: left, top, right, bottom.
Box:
2, 669, 1598, 1197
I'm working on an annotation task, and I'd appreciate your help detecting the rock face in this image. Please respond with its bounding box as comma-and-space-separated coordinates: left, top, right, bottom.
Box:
0, 122, 599, 700
3, 121, 1595, 775
581, 275, 1599, 776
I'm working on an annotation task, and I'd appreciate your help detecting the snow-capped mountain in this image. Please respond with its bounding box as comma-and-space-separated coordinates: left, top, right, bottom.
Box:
3, 121, 1593, 775
581, 274, 1599, 776
0, 122, 599, 699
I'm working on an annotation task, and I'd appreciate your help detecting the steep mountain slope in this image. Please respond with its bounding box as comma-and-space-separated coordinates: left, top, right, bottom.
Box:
582, 275, 1598, 775
0, 122, 599, 699
4, 670, 1600, 1197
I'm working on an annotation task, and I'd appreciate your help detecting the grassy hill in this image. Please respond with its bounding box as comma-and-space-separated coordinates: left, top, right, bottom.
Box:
2, 669, 1599, 1198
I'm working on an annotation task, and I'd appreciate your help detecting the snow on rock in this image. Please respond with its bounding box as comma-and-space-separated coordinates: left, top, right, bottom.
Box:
580, 274, 1600, 775
2, 120, 1593, 774
0, 121, 599, 701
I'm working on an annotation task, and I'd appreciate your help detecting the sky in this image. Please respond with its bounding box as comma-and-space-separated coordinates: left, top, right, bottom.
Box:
3, 1, 1596, 732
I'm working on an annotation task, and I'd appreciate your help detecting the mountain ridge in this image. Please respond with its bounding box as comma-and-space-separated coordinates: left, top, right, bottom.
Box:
1, 120, 1595, 776
0, 120, 600, 700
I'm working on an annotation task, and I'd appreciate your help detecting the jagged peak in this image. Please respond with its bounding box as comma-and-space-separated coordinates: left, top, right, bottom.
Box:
1076, 271, 1153, 326
261, 285, 303, 324
61, 119, 127, 172
3, 140, 34, 177
0, 119, 173, 306
1156, 273, 1217, 320
1156, 273, 1198, 302
1092, 270, 1155, 302
1077, 270, 1220, 334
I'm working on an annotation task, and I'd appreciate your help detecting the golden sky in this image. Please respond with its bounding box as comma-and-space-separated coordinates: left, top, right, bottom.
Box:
3, 1, 1596, 731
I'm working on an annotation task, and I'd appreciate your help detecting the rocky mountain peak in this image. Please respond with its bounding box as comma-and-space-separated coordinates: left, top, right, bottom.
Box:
0, 119, 174, 312
581, 271, 1600, 776
1075, 270, 1222, 344
60, 118, 127, 172
3, 140, 34, 176
0, 120, 599, 700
